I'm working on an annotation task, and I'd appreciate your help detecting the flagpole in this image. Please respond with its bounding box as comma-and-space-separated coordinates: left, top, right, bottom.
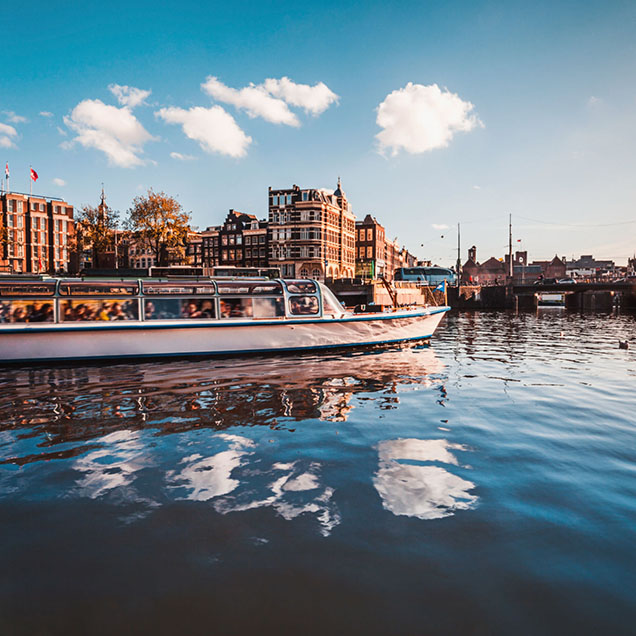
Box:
29, 165, 32, 196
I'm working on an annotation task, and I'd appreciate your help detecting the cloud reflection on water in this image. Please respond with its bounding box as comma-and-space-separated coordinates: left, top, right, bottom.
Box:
374, 438, 477, 520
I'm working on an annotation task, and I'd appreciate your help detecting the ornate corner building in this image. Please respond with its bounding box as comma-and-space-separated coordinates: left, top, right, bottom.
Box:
268, 179, 356, 280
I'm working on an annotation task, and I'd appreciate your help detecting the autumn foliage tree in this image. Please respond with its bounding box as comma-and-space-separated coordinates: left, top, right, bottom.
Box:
74, 196, 120, 268
127, 189, 191, 267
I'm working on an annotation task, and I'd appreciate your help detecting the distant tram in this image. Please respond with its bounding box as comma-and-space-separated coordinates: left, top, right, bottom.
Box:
394, 267, 457, 285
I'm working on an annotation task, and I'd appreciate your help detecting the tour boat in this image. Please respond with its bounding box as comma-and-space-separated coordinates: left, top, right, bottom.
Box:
0, 277, 450, 363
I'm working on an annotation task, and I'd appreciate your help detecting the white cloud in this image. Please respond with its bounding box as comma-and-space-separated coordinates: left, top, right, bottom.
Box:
64, 99, 155, 167
376, 82, 483, 156
473, 185, 481, 190
108, 84, 151, 108
56, 126, 67, 137
40, 111, 54, 118
157, 105, 251, 158
53, 178, 66, 186
432, 223, 449, 230
3, 111, 26, 124
0, 122, 18, 148
262, 77, 339, 115
170, 151, 196, 161
202, 76, 299, 126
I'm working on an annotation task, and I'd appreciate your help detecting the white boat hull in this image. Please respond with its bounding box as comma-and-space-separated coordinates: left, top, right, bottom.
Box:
0, 307, 449, 363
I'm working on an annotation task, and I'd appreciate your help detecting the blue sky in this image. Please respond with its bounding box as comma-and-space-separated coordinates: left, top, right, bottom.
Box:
2, 0, 635, 265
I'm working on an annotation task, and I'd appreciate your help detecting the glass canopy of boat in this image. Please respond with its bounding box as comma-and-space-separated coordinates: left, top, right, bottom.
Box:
0, 278, 345, 324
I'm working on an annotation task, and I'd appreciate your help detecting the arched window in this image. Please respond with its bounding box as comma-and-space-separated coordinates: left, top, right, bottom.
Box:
312, 268, 321, 279
300, 268, 309, 278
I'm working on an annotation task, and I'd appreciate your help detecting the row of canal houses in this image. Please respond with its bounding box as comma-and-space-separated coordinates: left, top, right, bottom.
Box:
186, 180, 417, 281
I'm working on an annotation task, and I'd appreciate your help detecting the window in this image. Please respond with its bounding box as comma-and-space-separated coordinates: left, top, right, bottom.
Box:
17, 216, 23, 229
7, 215, 13, 227
367, 228, 373, 241
288, 295, 319, 315
0, 299, 54, 323
221, 235, 228, 245
302, 191, 308, 201
367, 246, 373, 259
245, 236, 252, 245
17, 201, 23, 213
39, 203, 45, 211
236, 235, 242, 245
61, 299, 139, 322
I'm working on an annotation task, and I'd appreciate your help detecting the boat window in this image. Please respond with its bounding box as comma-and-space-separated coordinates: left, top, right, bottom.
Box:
144, 298, 216, 320
0, 283, 56, 297
60, 282, 139, 296
216, 281, 282, 295
219, 298, 253, 319
253, 297, 285, 318
289, 296, 319, 316
142, 283, 216, 296
0, 299, 54, 323
285, 280, 316, 294
319, 284, 345, 317
60, 299, 139, 322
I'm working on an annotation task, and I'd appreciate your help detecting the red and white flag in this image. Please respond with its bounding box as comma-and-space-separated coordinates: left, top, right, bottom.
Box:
30, 168, 38, 182
4, 163, 8, 178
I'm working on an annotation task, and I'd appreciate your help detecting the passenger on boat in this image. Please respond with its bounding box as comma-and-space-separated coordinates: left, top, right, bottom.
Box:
183, 302, 202, 319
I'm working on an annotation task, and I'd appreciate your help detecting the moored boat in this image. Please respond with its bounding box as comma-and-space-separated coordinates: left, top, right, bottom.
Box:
0, 276, 450, 363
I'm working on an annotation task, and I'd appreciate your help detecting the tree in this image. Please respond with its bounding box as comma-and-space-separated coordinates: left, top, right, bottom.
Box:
127, 189, 191, 267
74, 190, 120, 269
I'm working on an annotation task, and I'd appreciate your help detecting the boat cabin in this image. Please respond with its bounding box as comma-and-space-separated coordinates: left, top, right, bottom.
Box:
0, 278, 345, 325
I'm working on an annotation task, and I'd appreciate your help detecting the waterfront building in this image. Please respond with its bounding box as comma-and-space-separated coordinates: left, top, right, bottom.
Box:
462, 246, 506, 284
268, 179, 356, 280
0, 190, 74, 274
186, 209, 268, 269
566, 254, 616, 279
355, 214, 387, 279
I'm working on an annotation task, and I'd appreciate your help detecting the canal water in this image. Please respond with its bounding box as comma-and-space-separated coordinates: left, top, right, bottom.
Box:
1, 310, 635, 635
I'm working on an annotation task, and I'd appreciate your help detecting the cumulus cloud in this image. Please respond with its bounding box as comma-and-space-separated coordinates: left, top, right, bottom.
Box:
432, 223, 449, 230
202, 76, 299, 126
262, 77, 339, 115
109, 84, 151, 108
40, 111, 54, 118
170, 151, 195, 160
157, 105, 251, 158
3, 111, 26, 124
53, 178, 66, 186
64, 99, 155, 167
0, 122, 18, 148
376, 83, 482, 156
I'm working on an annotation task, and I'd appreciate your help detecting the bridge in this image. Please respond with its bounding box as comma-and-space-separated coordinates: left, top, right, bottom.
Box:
513, 281, 636, 294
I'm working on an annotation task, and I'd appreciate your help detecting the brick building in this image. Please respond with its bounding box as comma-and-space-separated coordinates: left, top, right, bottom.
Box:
268, 179, 356, 280
186, 210, 268, 270
355, 214, 387, 279
0, 191, 74, 274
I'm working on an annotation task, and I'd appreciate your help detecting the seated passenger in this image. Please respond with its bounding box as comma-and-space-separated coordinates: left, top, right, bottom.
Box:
183, 301, 202, 318
109, 303, 126, 320
144, 301, 156, 319
200, 300, 214, 318
12, 307, 27, 322
98, 302, 111, 321
289, 296, 319, 315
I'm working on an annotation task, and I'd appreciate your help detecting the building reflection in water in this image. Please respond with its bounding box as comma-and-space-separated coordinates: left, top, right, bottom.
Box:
0, 345, 478, 533
374, 438, 477, 520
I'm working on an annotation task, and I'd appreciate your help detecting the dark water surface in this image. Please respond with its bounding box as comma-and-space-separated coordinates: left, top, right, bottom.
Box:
1, 310, 636, 635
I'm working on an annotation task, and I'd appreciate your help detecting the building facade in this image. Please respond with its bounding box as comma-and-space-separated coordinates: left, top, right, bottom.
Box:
268, 180, 356, 280
355, 214, 387, 279
0, 191, 74, 274
186, 210, 268, 270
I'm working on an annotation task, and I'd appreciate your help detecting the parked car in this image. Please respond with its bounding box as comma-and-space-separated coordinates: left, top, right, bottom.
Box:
533, 278, 557, 285
557, 278, 577, 284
